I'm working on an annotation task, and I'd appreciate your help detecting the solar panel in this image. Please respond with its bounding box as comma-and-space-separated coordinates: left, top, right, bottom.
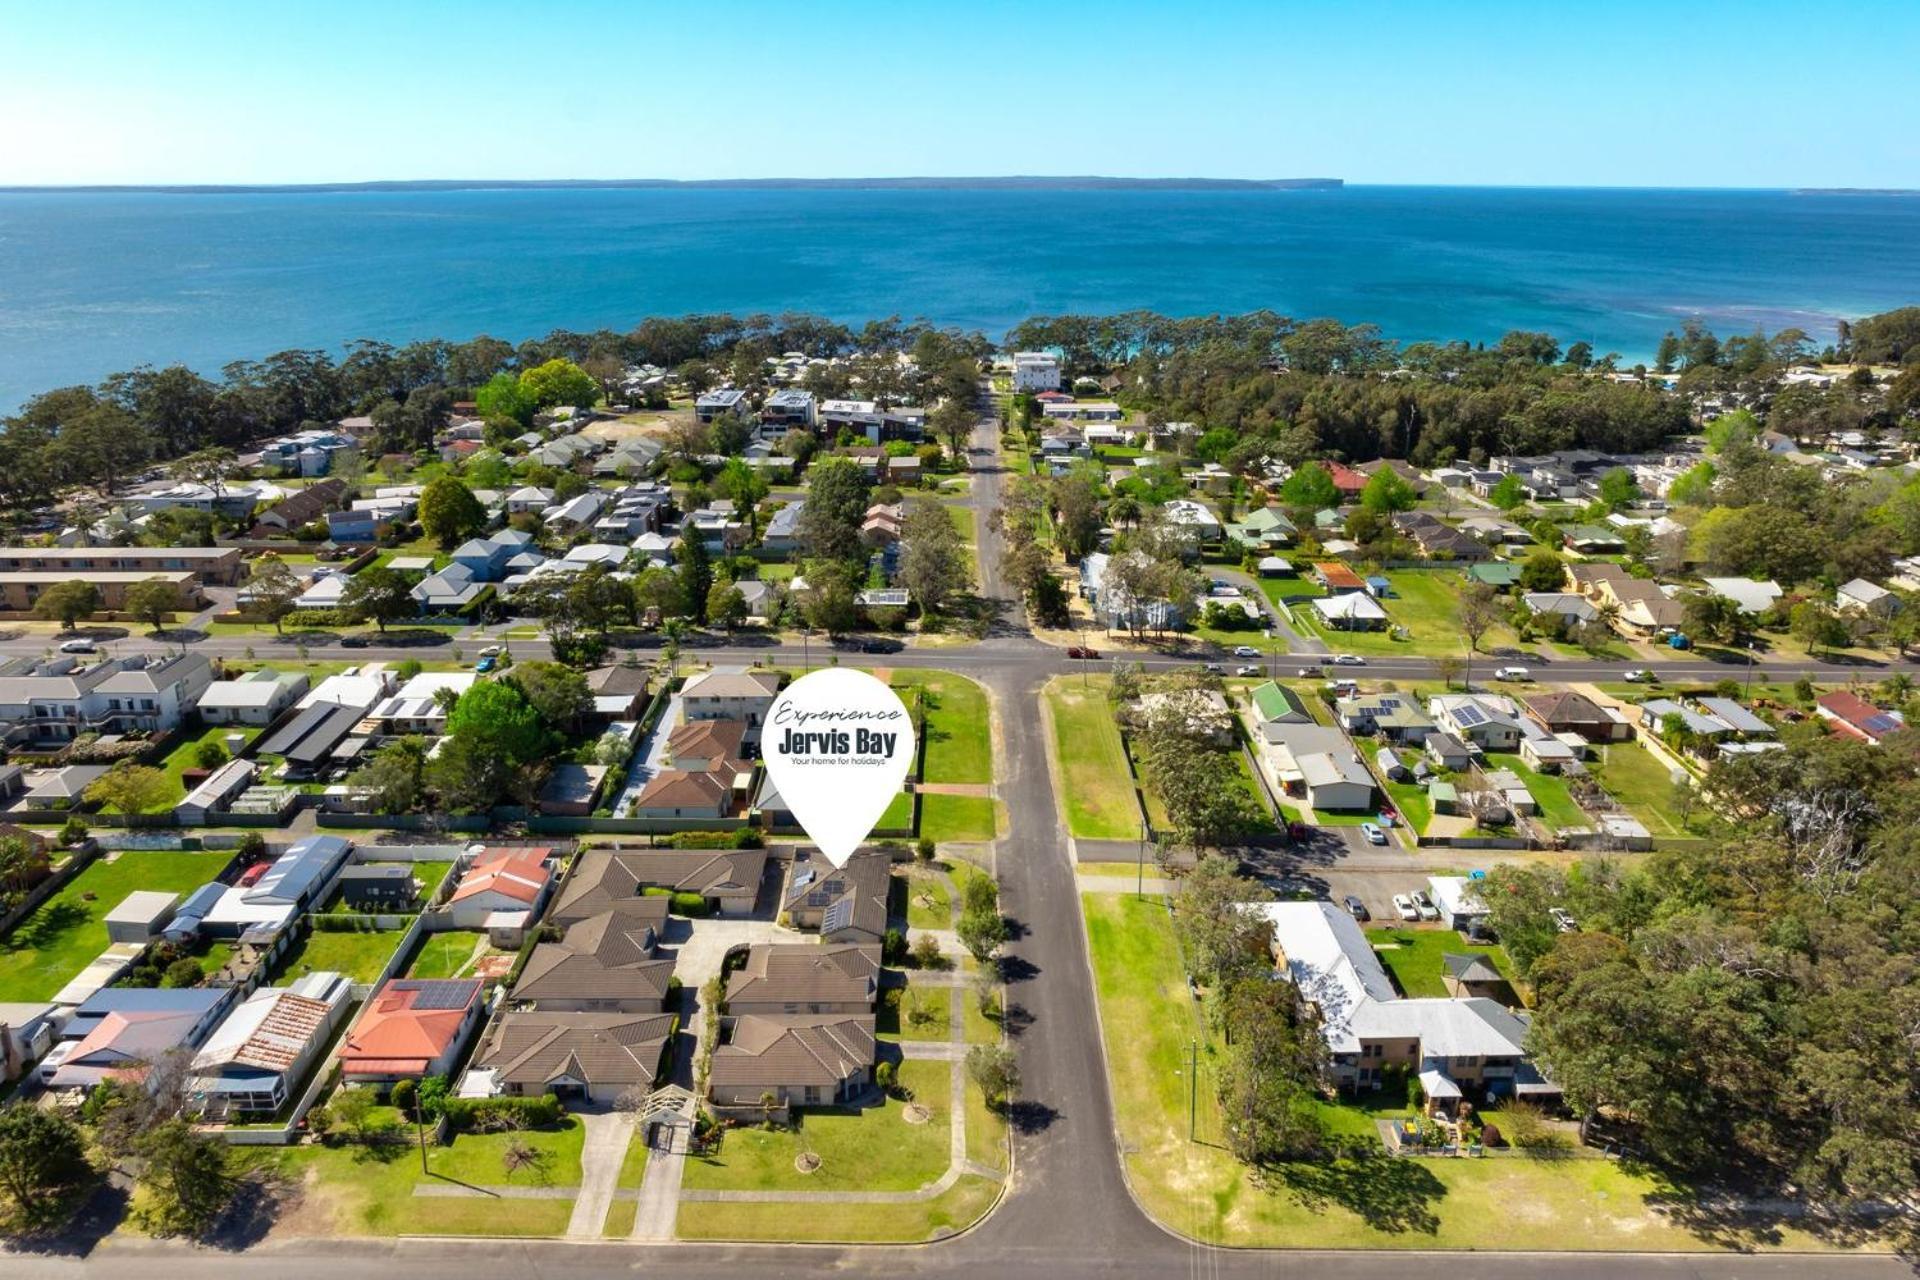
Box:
1452, 705, 1487, 728
1865, 714, 1903, 734
405, 979, 480, 1010
822, 899, 853, 935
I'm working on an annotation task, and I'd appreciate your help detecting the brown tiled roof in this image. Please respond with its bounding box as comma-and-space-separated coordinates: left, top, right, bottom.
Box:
668, 718, 748, 769
680, 670, 781, 700
512, 910, 675, 1006
585, 665, 650, 697
633, 769, 732, 812
1523, 691, 1609, 727
550, 857, 676, 926
708, 1013, 875, 1091
578, 848, 768, 901
725, 944, 880, 1010
782, 849, 891, 941
251, 478, 346, 532
474, 1010, 676, 1091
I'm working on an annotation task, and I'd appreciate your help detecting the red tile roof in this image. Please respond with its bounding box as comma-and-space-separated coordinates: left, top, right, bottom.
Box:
449, 848, 553, 906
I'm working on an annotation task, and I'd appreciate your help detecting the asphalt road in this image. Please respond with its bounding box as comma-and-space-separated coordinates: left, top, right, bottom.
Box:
5, 418, 1915, 1277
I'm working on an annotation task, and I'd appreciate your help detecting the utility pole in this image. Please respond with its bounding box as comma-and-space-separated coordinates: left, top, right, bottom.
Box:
415, 1084, 429, 1174
1136, 823, 1146, 899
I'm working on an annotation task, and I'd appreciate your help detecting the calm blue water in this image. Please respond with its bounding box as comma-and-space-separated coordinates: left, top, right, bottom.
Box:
2, 185, 1918, 412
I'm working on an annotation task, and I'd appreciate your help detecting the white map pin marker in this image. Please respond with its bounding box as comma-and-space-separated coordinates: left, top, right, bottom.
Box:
762, 667, 916, 868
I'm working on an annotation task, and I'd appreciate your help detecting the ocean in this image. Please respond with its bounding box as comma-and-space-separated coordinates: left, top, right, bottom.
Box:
2, 184, 1918, 412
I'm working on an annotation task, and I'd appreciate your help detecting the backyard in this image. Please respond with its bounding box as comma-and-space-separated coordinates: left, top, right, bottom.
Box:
0, 849, 232, 1001
274, 923, 409, 985
1587, 740, 1697, 837
1365, 927, 1519, 1001
403, 930, 495, 981
1485, 754, 1589, 830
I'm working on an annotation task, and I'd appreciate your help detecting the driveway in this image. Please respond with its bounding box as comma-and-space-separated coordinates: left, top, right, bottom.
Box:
612, 693, 681, 816
658, 914, 797, 993
564, 1108, 635, 1238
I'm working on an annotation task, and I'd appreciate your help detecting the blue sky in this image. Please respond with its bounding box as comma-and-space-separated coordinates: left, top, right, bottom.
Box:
2, 0, 1916, 187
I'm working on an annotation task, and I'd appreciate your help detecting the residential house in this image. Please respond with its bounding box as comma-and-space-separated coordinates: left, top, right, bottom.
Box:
44, 988, 236, 1093
1566, 563, 1683, 636
680, 669, 781, 746
1248, 901, 1551, 1107
584, 665, 650, 721
511, 910, 676, 1013
1078, 550, 1192, 632
1701, 577, 1784, 616
336, 865, 419, 912
1256, 722, 1376, 812
1392, 512, 1489, 562
783, 849, 890, 943
1311, 592, 1389, 631
445, 847, 555, 925
725, 944, 880, 1016
1427, 694, 1523, 752
629, 768, 732, 820
1522, 691, 1632, 743
1836, 578, 1900, 617
186, 972, 351, 1120
1336, 692, 1435, 744
1522, 592, 1600, 626
1247, 681, 1314, 738
760, 387, 818, 428
254, 701, 365, 780
539, 763, 610, 817
1464, 562, 1524, 593
1324, 461, 1369, 499
707, 1012, 875, 1117
1312, 562, 1367, 594
1011, 352, 1061, 392
1427, 876, 1491, 932
695, 388, 749, 422
1424, 732, 1473, 771
1161, 499, 1222, 541
0, 653, 214, 746
200, 835, 354, 935
1561, 524, 1627, 554
0, 545, 245, 587
762, 502, 805, 555
1224, 506, 1297, 550
469, 1010, 677, 1104
194, 669, 310, 726
1815, 690, 1906, 745
369, 671, 475, 735
339, 979, 486, 1087
249, 478, 347, 535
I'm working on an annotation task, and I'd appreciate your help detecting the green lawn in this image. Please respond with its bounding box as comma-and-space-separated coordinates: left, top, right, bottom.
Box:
965, 1072, 1009, 1172
1588, 740, 1695, 837
892, 670, 991, 785
1077, 891, 1845, 1251
879, 984, 953, 1042
618, 1127, 650, 1188
1365, 927, 1517, 1000
275, 924, 409, 985
0, 851, 232, 1001
157, 726, 263, 803
878, 790, 914, 832
675, 1173, 998, 1242
1044, 676, 1142, 841
404, 930, 490, 980
239, 1117, 585, 1236
902, 867, 953, 930
1486, 754, 1589, 830
1295, 570, 1476, 657
921, 793, 1001, 843
683, 1059, 950, 1193
1383, 769, 1434, 833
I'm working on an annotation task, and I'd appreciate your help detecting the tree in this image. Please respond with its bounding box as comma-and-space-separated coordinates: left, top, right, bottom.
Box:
1488, 473, 1527, 510
797, 457, 871, 565
676, 530, 714, 624
931, 397, 974, 460
713, 457, 768, 516
799, 560, 860, 635
123, 577, 186, 634
1596, 466, 1639, 510
340, 566, 414, 632
1457, 581, 1502, 654
706, 580, 748, 631
246, 554, 302, 632
134, 1119, 231, 1237
0, 1103, 92, 1228
192, 739, 228, 770
1359, 467, 1417, 514
446, 680, 550, 766
418, 475, 487, 547
1277, 461, 1339, 511
348, 738, 427, 813
633, 566, 685, 621
966, 1044, 1020, 1110
1680, 590, 1745, 646
511, 661, 592, 734
33, 579, 99, 630
85, 762, 173, 816
1173, 855, 1270, 987
1790, 601, 1848, 658
957, 904, 1008, 963
1517, 548, 1567, 593
1433, 654, 1465, 690
1213, 974, 1328, 1164
518, 358, 598, 410
899, 496, 967, 616
1138, 732, 1253, 849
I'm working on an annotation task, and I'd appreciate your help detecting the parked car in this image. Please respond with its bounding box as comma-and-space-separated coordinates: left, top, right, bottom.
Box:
1361, 821, 1386, 845
1331, 653, 1365, 666
1203, 663, 1224, 674
478, 645, 502, 658
1622, 669, 1656, 683
1550, 907, 1579, 932
1493, 666, 1532, 681
1342, 894, 1369, 921
474, 655, 497, 673
1297, 665, 1324, 678
1066, 646, 1099, 659
57, 638, 97, 654
1391, 893, 1419, 922
1236, 664, 1261, 677
340, 634, 372, 648
1232, 645, 1261, 658
1411, 890, 1439, 921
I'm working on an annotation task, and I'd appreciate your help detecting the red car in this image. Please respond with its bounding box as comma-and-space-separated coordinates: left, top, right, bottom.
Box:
1067, 646, 1099, 659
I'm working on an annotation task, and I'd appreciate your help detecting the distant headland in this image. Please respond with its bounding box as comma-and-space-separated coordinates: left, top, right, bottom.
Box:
0, 176, 1345, 195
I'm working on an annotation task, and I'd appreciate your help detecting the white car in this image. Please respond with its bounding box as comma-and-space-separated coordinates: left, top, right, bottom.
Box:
1493, 666, 1531, 681
478, 645, 503, 658
1411, 890, 1440, 921
1331, 653, 1366, 666
1232, 645, 1261, 658
1391, 893, 1419, 922
1550, 907, 1579, 932
1236, 665, 1261, 677
58, 638, 97, 654
1622, 669, 1654, 683
1361, 821, 1386, 845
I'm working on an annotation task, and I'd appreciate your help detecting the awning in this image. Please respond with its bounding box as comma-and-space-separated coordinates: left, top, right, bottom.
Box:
1418, 1068, 1462, 1100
